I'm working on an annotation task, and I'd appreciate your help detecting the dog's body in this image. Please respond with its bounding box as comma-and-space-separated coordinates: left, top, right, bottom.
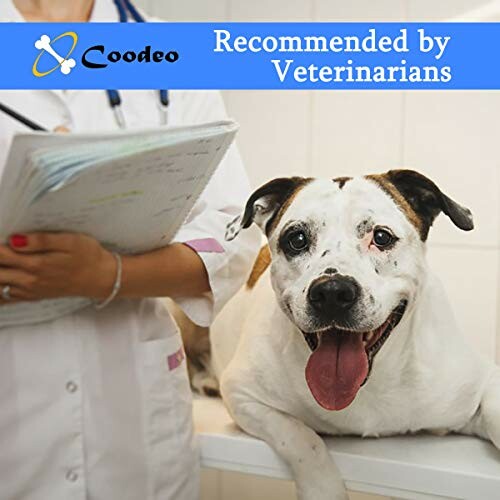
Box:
213, 266, 492, 439
189, 172, 500, 499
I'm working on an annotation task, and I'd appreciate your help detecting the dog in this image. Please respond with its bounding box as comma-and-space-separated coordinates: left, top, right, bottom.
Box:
166, 297, 220, 397
185, 169, 500, 500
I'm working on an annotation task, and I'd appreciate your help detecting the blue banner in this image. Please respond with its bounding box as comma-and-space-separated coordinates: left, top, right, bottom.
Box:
0, 22, 499, 89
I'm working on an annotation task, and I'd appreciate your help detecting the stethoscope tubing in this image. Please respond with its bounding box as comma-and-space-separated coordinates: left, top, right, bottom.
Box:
114, 0, 144, 23
0, 102, 48, 131
108, 0, 169, 128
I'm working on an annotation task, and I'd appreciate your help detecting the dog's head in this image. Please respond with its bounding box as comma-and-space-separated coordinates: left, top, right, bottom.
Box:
228, 170, 473, 411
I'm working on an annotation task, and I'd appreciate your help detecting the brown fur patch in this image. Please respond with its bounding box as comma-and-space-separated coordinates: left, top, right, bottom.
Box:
247, 245, 271, 288
366, 174, 425, 239
266, 178, 311, 234
333, 176, 352, 189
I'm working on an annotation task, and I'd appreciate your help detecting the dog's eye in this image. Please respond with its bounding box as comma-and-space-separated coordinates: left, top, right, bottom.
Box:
287, 230, 309, 252
373, 228, 394, 248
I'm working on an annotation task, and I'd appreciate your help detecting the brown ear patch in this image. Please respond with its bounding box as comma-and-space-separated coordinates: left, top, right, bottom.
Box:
247, 245, 271, 289
366, 173, 425, 238
367, 170, 473, 240
266, 178, 311, 234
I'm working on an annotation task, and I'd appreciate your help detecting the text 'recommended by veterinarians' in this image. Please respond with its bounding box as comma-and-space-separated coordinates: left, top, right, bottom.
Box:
214, 27, 453, 83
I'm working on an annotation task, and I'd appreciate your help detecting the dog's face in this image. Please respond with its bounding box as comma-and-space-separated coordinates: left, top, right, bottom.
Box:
268, 177, 418, 337
227, 170, 473, 412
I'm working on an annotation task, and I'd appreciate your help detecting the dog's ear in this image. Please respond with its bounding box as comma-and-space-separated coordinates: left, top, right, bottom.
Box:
225, 177, 309, 241
241, 177, 310, 232
385, 169, 473, 239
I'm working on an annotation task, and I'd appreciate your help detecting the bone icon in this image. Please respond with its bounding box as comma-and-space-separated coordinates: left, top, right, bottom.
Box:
35, 35, 76, 75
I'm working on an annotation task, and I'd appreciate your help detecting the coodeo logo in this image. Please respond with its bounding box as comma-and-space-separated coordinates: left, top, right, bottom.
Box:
33, 32, 78, 77
32, 31, 180, 78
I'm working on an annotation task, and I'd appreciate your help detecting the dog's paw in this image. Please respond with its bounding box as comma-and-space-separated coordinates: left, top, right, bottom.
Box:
192, 372, 220, 397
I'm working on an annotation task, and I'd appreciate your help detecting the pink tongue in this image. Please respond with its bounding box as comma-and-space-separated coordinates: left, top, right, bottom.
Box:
305, 332, 368, 411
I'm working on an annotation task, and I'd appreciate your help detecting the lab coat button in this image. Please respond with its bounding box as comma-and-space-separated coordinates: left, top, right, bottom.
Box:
65, 470, 78, 482
66, 381, 78, 393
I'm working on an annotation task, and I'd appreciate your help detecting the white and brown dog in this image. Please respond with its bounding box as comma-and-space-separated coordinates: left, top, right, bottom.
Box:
184, 170, 500, 500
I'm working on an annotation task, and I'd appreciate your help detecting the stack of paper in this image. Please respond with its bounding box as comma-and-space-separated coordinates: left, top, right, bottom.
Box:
0, 120, 238, 326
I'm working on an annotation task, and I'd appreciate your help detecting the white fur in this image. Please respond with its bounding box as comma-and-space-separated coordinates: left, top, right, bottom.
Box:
211, 177, 500, 500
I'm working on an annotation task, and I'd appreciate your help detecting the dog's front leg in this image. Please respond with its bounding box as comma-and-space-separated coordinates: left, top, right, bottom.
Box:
223, 393, 348, 499
478, 370, 500, 449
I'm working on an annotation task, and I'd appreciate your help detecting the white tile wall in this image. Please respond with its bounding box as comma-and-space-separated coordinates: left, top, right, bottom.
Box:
136, 0, 500, 498
427, 246, 499, 358
407, 0, 492, 21
403, 91, 500, 248
224, 90, 312, 186
314, 0, 407, 22
311, 91, 404, 177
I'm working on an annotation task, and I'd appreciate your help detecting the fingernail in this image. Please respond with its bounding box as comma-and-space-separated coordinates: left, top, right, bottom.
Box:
10, 234, 27, 248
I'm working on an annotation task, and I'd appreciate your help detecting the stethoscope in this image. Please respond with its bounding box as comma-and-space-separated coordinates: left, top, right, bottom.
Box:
110, 0, 169, 128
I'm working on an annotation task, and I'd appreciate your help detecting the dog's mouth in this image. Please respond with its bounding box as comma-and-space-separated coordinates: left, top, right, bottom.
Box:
302, 300, 407, 412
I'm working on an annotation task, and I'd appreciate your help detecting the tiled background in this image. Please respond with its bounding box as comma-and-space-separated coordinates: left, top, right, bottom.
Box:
137, 1, 500, 498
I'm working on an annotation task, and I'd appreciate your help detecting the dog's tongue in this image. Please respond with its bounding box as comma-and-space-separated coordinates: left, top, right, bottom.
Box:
305, 332, 368, 411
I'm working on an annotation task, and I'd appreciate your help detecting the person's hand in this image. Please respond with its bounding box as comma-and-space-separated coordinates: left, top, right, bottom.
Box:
0, 233, 116, 304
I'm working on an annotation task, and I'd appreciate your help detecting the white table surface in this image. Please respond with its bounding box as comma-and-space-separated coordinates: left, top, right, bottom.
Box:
193, 397, 500, 500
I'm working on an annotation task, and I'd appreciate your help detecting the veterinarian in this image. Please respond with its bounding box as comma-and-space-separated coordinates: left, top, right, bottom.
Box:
0, 1, 260, 499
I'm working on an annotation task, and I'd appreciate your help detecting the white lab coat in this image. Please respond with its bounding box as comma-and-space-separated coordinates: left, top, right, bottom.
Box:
0, 2, 260, 499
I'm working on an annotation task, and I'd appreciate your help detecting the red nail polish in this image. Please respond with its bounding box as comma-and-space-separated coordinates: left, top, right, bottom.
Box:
10, 234, 27, 248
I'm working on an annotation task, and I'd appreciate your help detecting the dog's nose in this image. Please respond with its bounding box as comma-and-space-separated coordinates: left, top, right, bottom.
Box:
308, 276, 360, 313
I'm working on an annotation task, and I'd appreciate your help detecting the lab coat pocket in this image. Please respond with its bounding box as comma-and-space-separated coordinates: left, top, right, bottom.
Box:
139, 333, 197, 496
